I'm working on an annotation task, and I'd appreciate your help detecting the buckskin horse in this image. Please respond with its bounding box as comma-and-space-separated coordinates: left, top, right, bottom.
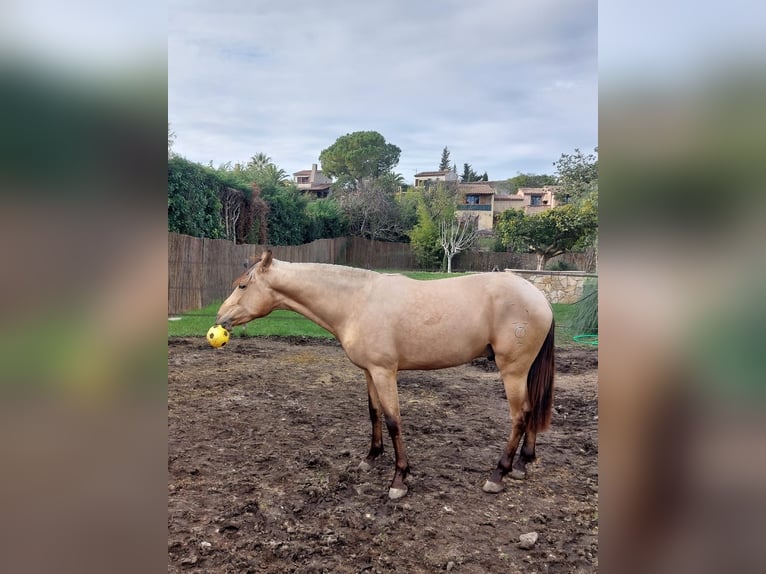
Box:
216, 251, 554, 500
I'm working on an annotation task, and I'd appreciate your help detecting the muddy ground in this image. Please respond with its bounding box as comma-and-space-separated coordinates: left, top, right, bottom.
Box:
169, 336, 598, 573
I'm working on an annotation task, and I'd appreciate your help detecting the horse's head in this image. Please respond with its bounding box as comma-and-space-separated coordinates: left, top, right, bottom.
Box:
215, 250, 277, 329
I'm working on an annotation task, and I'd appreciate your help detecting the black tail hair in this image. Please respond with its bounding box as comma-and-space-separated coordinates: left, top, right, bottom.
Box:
526, 318, 555, 432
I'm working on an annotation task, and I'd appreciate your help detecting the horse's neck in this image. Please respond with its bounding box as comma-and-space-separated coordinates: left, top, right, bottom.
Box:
271, 263, 370, 337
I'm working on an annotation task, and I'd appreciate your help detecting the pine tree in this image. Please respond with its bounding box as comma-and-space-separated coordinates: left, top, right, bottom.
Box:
439, 146, 451, 171
461, 163, 481, 183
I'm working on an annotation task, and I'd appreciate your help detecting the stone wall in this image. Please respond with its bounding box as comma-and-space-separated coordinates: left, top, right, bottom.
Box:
508, 270, 597, 304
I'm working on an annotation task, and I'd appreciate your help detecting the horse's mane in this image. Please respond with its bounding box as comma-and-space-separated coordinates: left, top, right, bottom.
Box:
232, 259, 378, 288
284, 261, 378, 277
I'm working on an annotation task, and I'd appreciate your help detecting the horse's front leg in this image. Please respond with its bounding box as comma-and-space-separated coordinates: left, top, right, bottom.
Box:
369, 367, 410, 500
359, 370, 384, 471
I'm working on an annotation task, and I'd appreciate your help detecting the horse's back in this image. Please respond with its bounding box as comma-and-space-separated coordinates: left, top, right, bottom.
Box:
343, 272, 551, 371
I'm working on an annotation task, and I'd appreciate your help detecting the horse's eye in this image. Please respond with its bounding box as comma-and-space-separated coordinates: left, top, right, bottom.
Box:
238, 284, 247, 290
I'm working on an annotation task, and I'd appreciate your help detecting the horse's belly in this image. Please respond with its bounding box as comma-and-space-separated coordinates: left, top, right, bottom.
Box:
394, 336, 487, 371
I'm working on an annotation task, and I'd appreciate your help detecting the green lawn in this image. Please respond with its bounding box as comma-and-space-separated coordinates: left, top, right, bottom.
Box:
168, 270, 593, 347
551, 303, 581, 348
168, 306, 332, 338
380, 270, 470, 281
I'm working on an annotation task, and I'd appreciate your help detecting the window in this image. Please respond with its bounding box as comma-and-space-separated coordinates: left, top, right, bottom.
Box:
530, 195, 542, 206
466, 194, 480, 205
297, 176, 309, 184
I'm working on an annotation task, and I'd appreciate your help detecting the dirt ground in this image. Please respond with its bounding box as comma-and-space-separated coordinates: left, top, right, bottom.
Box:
168, 336, 598, 573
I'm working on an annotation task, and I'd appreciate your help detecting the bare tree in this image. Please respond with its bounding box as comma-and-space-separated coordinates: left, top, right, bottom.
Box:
220, 187, 243, 242
248, 183, 270, 245
439, 215, 480, 273
337, 177, 408, 242
168, 123, 176, 157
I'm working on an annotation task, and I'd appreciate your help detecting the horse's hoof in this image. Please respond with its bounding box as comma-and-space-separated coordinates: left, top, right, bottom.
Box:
358, 460, 372, 471
388, 487, 408, 500
510, 468, 527, 480
482, 480, 504, 493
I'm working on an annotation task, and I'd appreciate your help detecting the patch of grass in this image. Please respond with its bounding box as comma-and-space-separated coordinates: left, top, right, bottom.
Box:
552, 303, 580, 348
168, 271, 593, 348
379, 270, 471, 280
168, 303, 333, 339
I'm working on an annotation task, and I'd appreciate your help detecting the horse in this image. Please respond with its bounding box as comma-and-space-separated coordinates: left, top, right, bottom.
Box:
216, 250, 555, 500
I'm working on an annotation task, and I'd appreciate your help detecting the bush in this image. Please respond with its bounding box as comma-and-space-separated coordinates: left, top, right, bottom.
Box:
546, 259, 578, 271
572, 278, 598, 334
167, 156, 226, 239
305, 198, 348, 241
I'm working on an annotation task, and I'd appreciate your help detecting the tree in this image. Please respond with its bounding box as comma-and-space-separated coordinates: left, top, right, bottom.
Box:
461, 163, 481, 183
319, 131, 401, 187
440, 216, 480, 273
247, 153, 273, 171
439, 146, 451, 171
220, 186, 243, 242
246, 183, 270, 245
406, 182, 460, 269
256, 164, 289, 187
378, 171, 406, 193
553, 147, 598, 205
214, 158, 302, 245
212, 164, 272, 244
495, 202, 598, 270
507, 172, 558, 192
336, 177, 411, 243
408, 199, 443, 269
168, 123, 175, 158
553, 147, 598, 269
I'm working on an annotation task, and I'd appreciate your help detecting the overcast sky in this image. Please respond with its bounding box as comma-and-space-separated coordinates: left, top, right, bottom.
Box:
169, 0, 597, 181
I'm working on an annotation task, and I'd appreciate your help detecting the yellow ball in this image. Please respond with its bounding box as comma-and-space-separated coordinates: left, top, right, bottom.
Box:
206, 324, 230, 348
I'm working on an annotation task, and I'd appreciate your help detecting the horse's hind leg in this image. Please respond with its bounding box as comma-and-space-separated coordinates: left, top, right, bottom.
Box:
483, 371, 529, 493
513, 427, 537, 477
359, 370, 384, 471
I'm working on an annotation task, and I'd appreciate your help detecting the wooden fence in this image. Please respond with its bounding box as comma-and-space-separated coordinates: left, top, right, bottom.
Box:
168, 234, 417, 314
168, 233, 591, 314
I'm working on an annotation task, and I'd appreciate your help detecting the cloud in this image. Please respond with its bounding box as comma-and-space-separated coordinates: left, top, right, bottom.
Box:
169, 0, 597, 179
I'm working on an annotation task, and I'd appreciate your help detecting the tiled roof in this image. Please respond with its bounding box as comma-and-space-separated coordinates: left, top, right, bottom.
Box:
518, 186, 560, 195
414, 170, 452, 177
458, 182, 495, 195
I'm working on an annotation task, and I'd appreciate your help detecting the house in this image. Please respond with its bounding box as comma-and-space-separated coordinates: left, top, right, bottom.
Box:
457, 182, 563, 231
494, 185, 562, 216
456, 181, 496, 231
413, 169, 459, 187
293, 164, 333, 198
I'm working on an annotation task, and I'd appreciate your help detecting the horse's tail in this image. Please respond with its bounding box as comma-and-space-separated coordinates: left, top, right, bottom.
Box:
526, 317, 555, 433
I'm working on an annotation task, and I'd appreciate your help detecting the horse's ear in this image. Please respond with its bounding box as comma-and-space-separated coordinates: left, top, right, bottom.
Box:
259, 249, 273, 272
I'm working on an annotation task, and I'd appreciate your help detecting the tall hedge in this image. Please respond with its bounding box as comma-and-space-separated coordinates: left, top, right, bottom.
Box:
168, 156, 225, 239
